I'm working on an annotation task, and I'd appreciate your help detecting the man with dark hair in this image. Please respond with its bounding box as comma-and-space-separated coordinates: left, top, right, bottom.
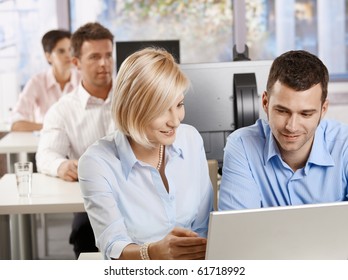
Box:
36, 22, 115, 258
70, 22, 114, 58
219, 50, 348, 210
11, 29, 79, 131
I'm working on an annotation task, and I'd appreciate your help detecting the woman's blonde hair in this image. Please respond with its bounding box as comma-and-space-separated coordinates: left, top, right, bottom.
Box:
112, 47, 190, 148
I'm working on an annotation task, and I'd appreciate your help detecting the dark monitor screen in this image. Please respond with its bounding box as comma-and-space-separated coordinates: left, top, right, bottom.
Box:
180, 60, 272, 164
115, 40, 180, 72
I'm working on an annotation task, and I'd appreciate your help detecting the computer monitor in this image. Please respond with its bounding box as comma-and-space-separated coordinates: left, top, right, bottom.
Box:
115, 40, 180, 72
180, 60, 272, 165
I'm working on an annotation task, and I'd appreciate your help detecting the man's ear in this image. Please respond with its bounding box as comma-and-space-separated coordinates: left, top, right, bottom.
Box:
72, 57, 80, 69
262, 91, 269, 113
320, 99, 329, 119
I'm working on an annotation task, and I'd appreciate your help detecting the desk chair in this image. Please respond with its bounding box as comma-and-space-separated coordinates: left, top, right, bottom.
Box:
207, 159, 219, 211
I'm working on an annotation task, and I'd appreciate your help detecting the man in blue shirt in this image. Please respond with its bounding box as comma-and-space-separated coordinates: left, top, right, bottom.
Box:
219, 50, 348, 210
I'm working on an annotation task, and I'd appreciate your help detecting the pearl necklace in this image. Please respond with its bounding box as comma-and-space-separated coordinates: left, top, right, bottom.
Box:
156, 145, 164, 170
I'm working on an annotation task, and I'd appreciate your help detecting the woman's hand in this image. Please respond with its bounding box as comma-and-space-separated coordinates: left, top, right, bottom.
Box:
148, 227, 207, 260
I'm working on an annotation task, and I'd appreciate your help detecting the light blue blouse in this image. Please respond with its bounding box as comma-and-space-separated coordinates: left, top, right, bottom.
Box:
78, 124, 213, 259
219, 119, 348, 211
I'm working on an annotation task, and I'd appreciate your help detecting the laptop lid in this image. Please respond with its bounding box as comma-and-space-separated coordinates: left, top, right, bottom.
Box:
206, 201, 348, 260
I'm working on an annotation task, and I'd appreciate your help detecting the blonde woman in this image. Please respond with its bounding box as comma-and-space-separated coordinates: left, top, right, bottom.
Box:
78, 48, 213, 260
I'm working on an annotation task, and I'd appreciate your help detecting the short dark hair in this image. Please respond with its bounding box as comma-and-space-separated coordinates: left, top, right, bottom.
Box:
41, 29, 71, 53
266, 50, 329, 103
71, 22, 114, 58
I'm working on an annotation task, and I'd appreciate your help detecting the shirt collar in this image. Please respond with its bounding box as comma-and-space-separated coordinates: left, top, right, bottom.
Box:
306, 121, 335, 168
46, 67, 80, 90
167, 125, 185, 159
115, 126, 185, 179
263, 120, 335, 169
77, 83, 112, 109
114, 132, 138, 179
264, 128, 280, 165
46, 68, 57, 89
262, 120, 279, 164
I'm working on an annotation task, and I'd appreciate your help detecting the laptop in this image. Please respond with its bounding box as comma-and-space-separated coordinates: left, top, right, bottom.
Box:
205, 201, 348, 259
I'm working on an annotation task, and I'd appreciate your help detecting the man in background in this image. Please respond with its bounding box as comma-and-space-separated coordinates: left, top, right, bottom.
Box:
36, 22, 115, 258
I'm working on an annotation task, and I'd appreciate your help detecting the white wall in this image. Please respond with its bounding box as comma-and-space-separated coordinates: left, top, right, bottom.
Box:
0, 0, 70, 130
0, 72, 19, 130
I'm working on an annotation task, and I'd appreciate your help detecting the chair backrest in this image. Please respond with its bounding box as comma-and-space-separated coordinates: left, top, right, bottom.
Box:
207, 159, 219, 211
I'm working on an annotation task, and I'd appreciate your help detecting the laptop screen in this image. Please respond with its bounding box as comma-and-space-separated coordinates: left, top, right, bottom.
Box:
206, 202, 348, 260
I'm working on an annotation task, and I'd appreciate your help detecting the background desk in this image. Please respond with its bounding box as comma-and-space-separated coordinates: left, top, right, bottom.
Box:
0, 131, 39, 172
0, 132, 40, 259
0, 173, 84, 259
0, 131, 39, 154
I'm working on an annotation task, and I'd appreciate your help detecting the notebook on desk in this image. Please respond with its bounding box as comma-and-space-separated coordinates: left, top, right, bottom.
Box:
205, 201, 348, 260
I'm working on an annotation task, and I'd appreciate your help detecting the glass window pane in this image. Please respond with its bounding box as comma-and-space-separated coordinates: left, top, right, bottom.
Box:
70, 0, 233, 64
295, 0, 317, 54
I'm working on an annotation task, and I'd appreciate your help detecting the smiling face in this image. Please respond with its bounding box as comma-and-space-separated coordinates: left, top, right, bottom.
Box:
145, 94, 185, 146
263, 81, 328, 166
112, 48, 189, 149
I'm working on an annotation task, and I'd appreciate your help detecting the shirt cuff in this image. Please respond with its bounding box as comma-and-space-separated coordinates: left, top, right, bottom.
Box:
45, 158, 67, 177
107, 240, 133, 260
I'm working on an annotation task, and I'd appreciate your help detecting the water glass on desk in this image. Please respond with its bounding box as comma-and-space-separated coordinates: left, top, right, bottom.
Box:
14, 162, 33, 197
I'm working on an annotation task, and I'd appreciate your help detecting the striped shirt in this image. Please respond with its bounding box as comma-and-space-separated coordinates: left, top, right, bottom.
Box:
36, 83, 114, 177
219, 118, 348, 210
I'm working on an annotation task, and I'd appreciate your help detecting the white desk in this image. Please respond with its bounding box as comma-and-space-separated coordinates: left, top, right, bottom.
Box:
0, 131, 40, 173
0, 173, 85, 260
0, 173, 84, 214
0, 131, 39, 154
0, 133, 40, 260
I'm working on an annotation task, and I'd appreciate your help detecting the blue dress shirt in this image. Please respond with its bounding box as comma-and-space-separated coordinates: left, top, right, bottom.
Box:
78, 124, 213, 259
219, 119, 348, 210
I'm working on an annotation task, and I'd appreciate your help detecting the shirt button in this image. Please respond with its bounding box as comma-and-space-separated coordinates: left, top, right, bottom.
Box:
170, 195, 175, 201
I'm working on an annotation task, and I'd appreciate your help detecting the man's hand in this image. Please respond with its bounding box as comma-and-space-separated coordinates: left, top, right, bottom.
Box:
57, 160, 78, 181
